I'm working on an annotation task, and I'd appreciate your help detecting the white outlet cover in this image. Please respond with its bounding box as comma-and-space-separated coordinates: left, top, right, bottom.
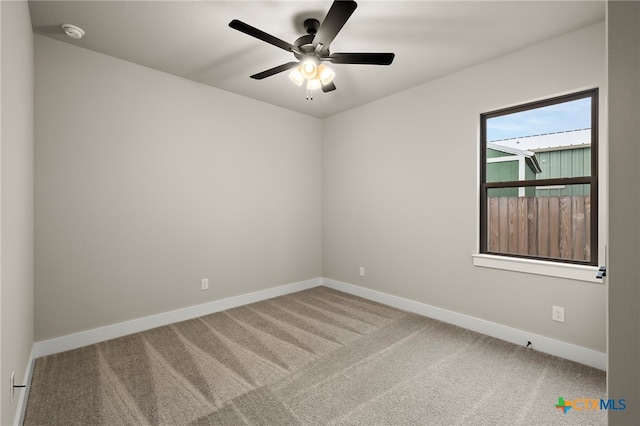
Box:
552, 306, 565, 322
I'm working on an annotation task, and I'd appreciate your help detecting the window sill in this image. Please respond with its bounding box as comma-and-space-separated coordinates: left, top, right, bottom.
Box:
472, 254, 603, 283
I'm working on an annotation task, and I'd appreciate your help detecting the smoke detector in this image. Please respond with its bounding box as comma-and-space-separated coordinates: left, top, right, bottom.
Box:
61, 24, 85, 39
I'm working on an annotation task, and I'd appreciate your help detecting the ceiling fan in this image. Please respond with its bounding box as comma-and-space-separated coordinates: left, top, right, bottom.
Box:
229, 0, 395, 99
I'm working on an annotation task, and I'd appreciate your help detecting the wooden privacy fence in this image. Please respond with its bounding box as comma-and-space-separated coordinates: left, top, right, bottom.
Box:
487, 195, 591, 262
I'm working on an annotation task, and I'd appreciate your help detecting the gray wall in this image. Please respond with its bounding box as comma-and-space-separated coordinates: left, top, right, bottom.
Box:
0, 0, 34, 424
323, 22, 606, 352
34, 35, 322, 340
608, 1, 640, 423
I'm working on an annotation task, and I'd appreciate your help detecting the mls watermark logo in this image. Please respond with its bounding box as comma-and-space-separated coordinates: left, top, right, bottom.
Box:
555, 397, 626, 414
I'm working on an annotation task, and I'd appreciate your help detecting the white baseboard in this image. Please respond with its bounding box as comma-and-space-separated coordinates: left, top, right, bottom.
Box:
33, 276, 606, 371
34, 277, 322, 358
322, 278, 607, 370
15, 345, 35, 426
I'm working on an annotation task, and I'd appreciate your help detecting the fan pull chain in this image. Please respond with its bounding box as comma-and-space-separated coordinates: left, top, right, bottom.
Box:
306, 87, 313, 101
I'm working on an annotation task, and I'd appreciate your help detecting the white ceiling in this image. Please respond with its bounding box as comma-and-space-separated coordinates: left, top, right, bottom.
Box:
28, 1, 605, 119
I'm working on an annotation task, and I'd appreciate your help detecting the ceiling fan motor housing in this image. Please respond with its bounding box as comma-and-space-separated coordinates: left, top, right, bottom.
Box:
304, 18, 320, 35
294, 19, 329, 61
293, 34, 323, 60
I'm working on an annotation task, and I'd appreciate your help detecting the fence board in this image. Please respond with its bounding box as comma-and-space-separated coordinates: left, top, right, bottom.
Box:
549, 197, 560, 258
508, 197, 518, 253
538, 197, 549, 257
489, 197, 500, 252
572, 196, 585, 260
499, 197, 509, 252
527, 197, 538, 256
487, 195, 590, 262
518, 197, 528, 254
560, 196, 572, 259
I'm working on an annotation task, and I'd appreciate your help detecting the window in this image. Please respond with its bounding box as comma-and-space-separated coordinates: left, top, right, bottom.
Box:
480, 89, 598, 265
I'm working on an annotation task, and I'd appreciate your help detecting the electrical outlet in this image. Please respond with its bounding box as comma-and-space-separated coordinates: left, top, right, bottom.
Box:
10, 371, 15, 403
201, 278, 209, 291
359, 266, 365, 277
552, 306, 565, 323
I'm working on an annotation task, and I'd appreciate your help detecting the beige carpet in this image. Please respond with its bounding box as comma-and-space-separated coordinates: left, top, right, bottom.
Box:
24, 286, 606, 425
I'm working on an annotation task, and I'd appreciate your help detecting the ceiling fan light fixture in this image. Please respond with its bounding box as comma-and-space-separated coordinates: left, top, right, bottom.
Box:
307, 78, 322, 91
300, 58, 319, 80
317, 64, 335, 86
291, 60, 334, 93
289, 67, 305, 86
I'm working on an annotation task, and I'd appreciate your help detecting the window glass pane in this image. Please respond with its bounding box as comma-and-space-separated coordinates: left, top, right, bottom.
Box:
486, 98, 591, 182
486, 185, 592, 262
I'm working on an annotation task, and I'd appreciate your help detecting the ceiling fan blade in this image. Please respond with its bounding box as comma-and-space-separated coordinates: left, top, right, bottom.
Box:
313, 0, 358, 50
229, 19, 295, 52
250, 61, 300, 80
322, 81, 337, 93
327, 52, 395, 65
